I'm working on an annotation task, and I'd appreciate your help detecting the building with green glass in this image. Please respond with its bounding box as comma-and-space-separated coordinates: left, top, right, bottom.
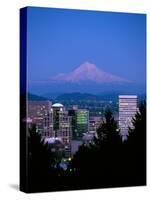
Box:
76, 109, 89, 138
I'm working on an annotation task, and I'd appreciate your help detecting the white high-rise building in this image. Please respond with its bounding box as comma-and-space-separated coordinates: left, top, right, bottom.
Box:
119, 95, 137, 141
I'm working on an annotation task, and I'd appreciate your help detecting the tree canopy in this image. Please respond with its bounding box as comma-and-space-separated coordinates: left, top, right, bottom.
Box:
70, 104, 146, 187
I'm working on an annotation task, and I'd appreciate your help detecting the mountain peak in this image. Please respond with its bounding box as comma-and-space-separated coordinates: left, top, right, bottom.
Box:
82, 61, 95, 67
79, 61, 97, 70
51, 62, 131, 83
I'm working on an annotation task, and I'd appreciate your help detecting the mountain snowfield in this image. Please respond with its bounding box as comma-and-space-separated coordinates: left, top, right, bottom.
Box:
29, 62, 145, 95
51, 61, 131, 83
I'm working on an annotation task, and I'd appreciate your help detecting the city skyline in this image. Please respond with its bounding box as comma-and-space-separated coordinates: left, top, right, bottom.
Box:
27, 95, 139, 149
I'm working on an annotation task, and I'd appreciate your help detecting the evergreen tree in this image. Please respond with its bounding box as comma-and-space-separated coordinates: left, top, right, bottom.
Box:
28, 124, 57, 190
95, 109, 122, 183
123, 101, 146, 185
70, 109, 122, 186
128, 100, 146, 146
96, 108, 121, 145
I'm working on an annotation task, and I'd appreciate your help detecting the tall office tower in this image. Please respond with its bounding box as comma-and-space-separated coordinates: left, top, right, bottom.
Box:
76, 109, 89, 138
43, 103, 72, 157
68, 109, 77, 139
119, 95, 137, 141
43, 111, 53, 137
27, 100, 52, 134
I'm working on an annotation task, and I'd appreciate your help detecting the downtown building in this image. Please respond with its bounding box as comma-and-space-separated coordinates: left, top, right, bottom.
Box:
43, 103, 72, 157
68, 108, 89, 139
119, 95, 137, 141
89, 116, 103, 133
76, 109, 89, 138
27, 100, 52, 134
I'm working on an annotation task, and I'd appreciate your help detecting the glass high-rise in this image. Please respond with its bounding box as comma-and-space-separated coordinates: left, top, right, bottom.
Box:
76, 109, 89, 138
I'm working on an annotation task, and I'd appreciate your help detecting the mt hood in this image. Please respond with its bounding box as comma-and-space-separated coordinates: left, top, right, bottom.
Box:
51, 61, 130, 83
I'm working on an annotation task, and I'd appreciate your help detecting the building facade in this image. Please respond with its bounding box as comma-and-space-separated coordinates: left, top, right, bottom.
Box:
43, 103, 72, 157
89, 116, 102, 133
68, 109, 77, 139
76, 109, 89, 138
119, 95, 137, 141
27, 100, 52, 134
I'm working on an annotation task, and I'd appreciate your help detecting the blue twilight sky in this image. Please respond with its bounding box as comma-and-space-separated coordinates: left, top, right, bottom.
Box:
27, 7, 146, 87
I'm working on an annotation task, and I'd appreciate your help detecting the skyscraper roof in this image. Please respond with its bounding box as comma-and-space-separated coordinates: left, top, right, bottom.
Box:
52, 103, 64, 108
119, 95, 137, 98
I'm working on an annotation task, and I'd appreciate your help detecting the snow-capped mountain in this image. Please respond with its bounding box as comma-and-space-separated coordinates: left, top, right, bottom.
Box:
51, 61, 131, 83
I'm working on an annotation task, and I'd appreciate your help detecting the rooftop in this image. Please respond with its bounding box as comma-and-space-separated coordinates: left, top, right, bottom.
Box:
119, 95, 137, 98
52, 103, 64, 107
44, 137, 63, 144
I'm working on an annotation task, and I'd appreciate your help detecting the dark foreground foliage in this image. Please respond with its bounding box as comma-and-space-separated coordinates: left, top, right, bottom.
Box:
26, 102, 146, 192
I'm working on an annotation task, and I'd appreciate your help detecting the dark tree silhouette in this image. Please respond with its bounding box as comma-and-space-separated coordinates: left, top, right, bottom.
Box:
28, 124, 61, 191
68, 104, 146, 188
128, 101, 146, 147
26, 103, 146, 192
95, 108, 122, 184
96, 108, 121, 145
70, 109, 122, 187
122, 101, 146, 185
